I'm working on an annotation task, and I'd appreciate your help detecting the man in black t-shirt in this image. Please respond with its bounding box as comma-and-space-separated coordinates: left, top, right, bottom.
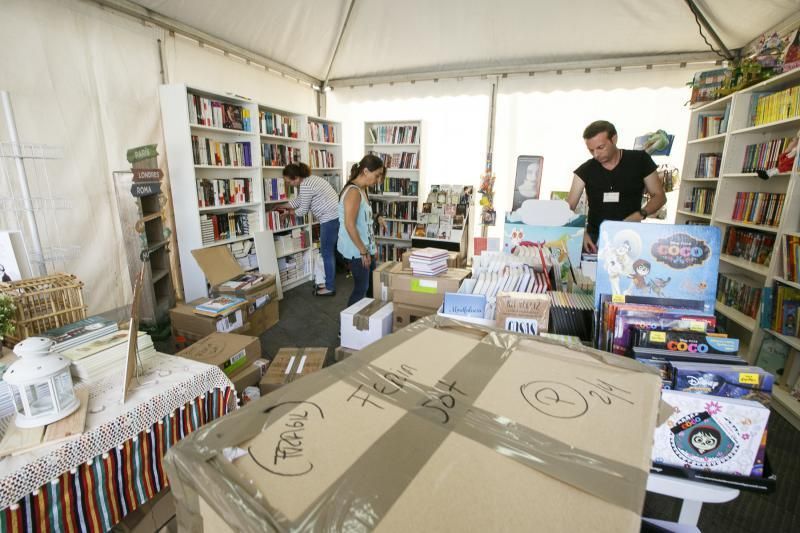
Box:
567, 120, 665, 252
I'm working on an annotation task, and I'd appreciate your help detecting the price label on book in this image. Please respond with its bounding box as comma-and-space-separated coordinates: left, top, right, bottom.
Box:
688, 321, 706, 332
131, 182, 161, 197
132, 168, 163, 182
649, 331, 666, 343
611, 294, 625, 303
738, 373, 760, 385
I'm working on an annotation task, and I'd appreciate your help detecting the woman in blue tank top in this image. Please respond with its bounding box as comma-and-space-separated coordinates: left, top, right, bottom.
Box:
338, 155, 387, 306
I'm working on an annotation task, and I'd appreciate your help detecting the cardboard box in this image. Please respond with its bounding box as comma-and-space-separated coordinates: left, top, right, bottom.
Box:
340, 298, 394, 350
229, 361, 263, 394
259, 347, 326, 395
389, 267, 470, 308
334, 345, 356, 362
393, 302, 436, 331
496, 292, 551, 335
164, 316, 664, 533
176, 332, 261, 376
402, 248, 466, 269
170, 299, 246, 343
372, 261, 399, 301
115, 489, 175, 532
192, 246, 274, 299
240, 298, 279, 337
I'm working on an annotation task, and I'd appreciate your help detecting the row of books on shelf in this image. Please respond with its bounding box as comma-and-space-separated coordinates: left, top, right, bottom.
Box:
191, 135, 253, 167
187, 94, 250, 131
309, 148, 336, 169
696, 106, 729, 138
782, 234, 800, 283
377, 243, 409, 263
683, 187, 715, 215
367, 125, 418, 145
379, 221, 414, 240
320, 173, 341, 193
200, 211, 258, 245
369, 177, 418, 196
278, 252, 310, 284
266, 210, 309, 231
767, 282, 800, 337
369, 151, 419, 169
695, 152, 722, 178
262, 143, 301, 167
723, 227, 774, 267
309, 122, 336, 143
717, 272, 761, 319
371, 200, 417, 220
196, 178, 252, 208
742, 137, 793, 172
750, 86, 800, 126
274, 229, 308, 257
731, 191, 785, 227
265, 177, 297, 202
259, 110, 301, 139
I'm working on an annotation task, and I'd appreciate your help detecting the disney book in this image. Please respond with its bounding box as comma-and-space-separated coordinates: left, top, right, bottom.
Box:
595, 222, 721, 314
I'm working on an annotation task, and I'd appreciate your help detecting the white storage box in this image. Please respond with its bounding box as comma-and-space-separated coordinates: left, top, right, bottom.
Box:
340, 298, 394, 350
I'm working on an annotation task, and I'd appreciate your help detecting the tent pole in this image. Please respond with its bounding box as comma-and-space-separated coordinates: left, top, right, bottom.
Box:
683, 0, 735, 61
322, 0, 356, 89
481, 78, 498, 239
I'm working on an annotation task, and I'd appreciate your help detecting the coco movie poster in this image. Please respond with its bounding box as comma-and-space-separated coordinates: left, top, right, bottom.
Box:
594, 221, 722, 314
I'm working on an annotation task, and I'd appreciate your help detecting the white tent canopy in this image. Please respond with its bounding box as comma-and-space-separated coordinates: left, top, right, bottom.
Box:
124, 0, 800, 85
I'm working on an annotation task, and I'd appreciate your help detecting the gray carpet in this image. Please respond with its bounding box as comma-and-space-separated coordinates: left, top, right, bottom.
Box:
254, 272, 799, 531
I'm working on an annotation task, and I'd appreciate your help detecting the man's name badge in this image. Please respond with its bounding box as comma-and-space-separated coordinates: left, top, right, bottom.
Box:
603, 191, 620, 203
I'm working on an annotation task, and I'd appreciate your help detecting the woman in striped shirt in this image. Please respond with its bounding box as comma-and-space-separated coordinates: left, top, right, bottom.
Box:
282, 162, 340, 296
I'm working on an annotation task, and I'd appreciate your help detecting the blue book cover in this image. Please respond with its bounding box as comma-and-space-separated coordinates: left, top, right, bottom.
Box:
443, 293, 486, 318
671, 363, 774, 406
595, 222, 721, 315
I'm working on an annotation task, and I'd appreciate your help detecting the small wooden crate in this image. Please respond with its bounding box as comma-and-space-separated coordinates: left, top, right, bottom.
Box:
0, 273, 87, 347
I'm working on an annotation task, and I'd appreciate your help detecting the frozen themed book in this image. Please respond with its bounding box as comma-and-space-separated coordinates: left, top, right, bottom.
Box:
653, 390, 769, 476
595, 222, 721, 314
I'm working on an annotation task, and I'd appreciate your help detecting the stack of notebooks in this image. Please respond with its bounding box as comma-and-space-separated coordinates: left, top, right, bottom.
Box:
548, 292, 594, 342
42, 315, 119, 352
193, 295, 247, 317
63, 330, 157, 381
409, 248, 449, 276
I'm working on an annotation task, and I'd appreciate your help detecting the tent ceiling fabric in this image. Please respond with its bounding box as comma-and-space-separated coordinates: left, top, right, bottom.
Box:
130, 0, 800, 83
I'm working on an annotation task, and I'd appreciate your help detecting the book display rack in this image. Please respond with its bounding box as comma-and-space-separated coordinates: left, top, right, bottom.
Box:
676, 68, 800, 428
160, 84, 342, 300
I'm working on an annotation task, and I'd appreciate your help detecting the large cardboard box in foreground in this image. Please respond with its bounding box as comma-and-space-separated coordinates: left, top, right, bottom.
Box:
165, 317, 664, 533
258, 347, 326, 394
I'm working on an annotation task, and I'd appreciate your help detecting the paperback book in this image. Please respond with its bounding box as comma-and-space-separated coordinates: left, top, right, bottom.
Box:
193, 296, 247, 317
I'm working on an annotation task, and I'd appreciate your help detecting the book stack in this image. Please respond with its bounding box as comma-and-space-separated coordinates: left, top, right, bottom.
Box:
369, 151, 419, 169
193, 296, 247, 317
731, 192, 785, 226
783, 234, 800, 282
187, 94, 250, 131
42, 316, 119, 352
409, 248, 449, 276
695, 153, 722, 178
259, 111, 299, 138
768, 284, 800, 336
750, 87, 800, 126
685, 187, 715, 214
309, 122, 336, 143
217, 274, 265, 293
367, 125, 418, 144
310, 148, 336, 169
196, 178, 251, 208
548, 292, 594, 342
742, 137, 793, 172
262, 143, 301, 167
723, 227, 774, 266
191, 136, 252, 167
717, 272, 762, 319
63, 330, 157, 381
199, 211, 259, 244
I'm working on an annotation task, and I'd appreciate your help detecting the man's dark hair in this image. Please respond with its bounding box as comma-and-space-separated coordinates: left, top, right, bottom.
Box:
583, 120, 617, 140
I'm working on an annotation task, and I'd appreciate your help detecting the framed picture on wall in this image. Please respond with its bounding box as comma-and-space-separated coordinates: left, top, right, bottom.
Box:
512, 155, 543, 212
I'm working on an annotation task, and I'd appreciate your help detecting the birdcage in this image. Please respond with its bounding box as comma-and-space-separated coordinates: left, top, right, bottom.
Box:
0, 273, 86, 347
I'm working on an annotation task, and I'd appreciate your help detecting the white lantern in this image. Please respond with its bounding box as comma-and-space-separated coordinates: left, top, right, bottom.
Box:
3, 337, 79, 428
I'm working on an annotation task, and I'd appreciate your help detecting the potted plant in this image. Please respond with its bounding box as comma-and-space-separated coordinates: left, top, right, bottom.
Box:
0, 293, 16, 346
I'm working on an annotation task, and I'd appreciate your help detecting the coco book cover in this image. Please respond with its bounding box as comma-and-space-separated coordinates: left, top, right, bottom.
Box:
595, 222, 721, 314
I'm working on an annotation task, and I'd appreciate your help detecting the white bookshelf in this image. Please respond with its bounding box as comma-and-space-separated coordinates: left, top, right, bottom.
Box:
308, 116, 344, 194
159, 83, 342, 300
364, 120, 421, 262
676, 68, 800, 425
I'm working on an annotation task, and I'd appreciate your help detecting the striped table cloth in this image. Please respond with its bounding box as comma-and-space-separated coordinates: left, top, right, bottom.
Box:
0, 354, 235, 532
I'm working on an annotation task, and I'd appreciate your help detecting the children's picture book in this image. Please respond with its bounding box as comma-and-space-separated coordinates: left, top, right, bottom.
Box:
503, 224, 584, 273
754, 336, 789, 378
653, 390, 769, 476
595, 222, 721, 314
781, 301, 799, 336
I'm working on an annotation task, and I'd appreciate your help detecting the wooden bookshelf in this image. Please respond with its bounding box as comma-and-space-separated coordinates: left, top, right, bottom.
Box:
160, 83, 341, 300
677, 67, 800, 369
364, 120, 422, 262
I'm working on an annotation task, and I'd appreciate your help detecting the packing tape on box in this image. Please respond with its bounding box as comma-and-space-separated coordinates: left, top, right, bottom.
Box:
352, 299, 391, 331
164, 316, 661, 532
